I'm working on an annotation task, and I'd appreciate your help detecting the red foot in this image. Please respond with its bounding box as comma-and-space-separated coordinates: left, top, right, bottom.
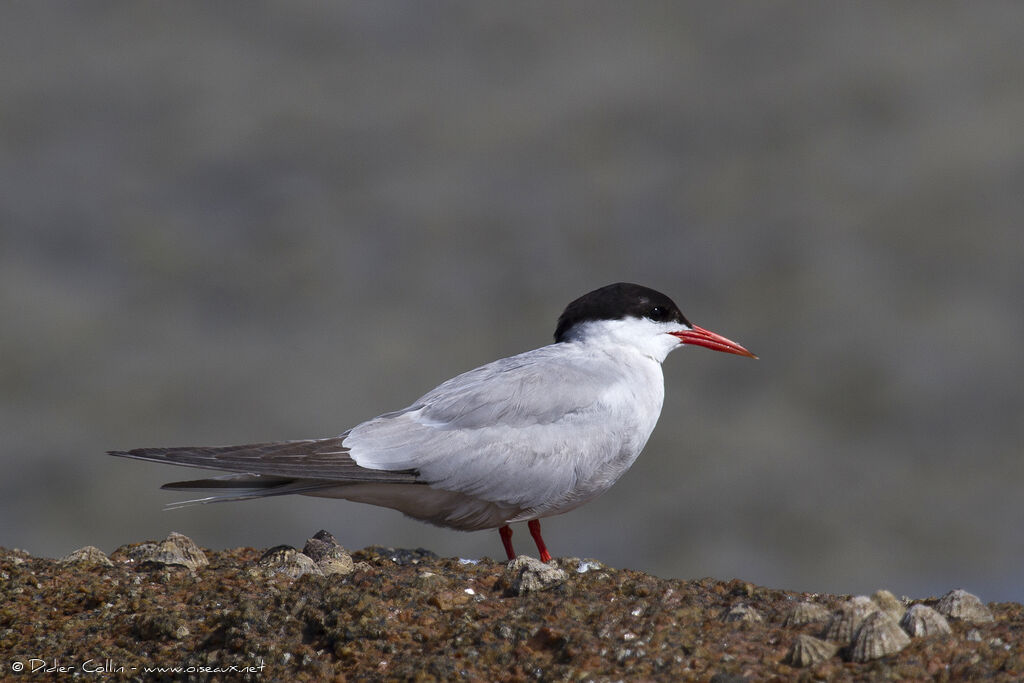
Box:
528, 519, 552, 563
499, 524, 515, 560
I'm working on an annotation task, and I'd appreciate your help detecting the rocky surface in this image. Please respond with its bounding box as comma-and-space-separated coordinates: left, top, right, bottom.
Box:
2, 532, 1023, 681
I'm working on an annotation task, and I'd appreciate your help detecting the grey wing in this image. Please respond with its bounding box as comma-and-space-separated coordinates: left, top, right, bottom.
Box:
108, 438, 419, 483
344, 345, 632, 511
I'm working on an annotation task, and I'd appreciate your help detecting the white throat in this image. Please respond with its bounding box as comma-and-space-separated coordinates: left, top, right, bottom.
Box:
560, 317, 684, 363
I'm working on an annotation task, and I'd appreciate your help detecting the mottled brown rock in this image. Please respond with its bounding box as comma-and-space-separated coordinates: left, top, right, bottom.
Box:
2, 538, 1023, 681
722, 604, 763, 623
133, 612, 190, 641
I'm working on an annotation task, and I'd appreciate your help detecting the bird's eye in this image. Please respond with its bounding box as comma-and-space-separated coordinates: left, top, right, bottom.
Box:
648, 306, 668, 321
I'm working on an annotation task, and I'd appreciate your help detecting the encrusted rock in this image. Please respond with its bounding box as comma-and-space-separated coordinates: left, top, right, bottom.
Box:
59, 545, 113, 567
363, 546, 439, 565
302, 530, 354, 576
127, 532, 208, 572
936, 589, 994, 624
784, 601, 831, 626
503, 555, 567, 596
900, 604, 952, 637
723, 604, 764, 623
574, 558, 604, 574
134, 612, 190, 641
871, 589, 905, 621
258, 545, 322, 579
823, 596, 879, 643
430, 590, 472, 611
785, 634, 838, 667
847, 611, 911, 662
1, 548, 29, 565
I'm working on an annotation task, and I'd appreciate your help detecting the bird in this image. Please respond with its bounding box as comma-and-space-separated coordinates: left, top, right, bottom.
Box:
110, 283, 755, 563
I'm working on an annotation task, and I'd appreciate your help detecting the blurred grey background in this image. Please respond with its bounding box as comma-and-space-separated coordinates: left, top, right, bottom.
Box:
2, 3, 1022, 603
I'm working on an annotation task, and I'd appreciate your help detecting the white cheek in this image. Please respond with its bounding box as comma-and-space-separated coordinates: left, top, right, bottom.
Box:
572, 317, 685, 363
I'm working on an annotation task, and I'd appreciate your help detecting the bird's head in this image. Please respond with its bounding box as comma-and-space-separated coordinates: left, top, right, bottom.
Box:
554, 283, 756, 363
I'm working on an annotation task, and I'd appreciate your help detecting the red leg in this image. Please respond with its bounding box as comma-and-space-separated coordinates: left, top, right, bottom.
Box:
528, 519, 552, 563
498, 524, 516, 560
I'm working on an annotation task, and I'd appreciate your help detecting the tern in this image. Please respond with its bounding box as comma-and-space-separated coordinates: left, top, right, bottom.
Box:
110, 283, 755, 562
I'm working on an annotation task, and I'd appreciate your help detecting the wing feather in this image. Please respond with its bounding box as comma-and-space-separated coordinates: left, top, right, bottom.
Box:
108, 438, 418, 483
344, 343, 655, 512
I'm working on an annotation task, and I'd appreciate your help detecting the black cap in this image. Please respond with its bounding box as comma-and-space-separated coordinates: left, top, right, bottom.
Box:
554, 283, 690, 342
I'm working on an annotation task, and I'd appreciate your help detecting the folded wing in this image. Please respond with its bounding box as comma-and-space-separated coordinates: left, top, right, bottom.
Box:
109, 438, 419, 482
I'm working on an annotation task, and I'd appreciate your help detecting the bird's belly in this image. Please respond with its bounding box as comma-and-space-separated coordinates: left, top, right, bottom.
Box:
308, 483, 525, 531
511, 393, 663, 521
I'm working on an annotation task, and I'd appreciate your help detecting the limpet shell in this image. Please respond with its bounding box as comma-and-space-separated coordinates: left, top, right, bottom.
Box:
823, 595, 879, 643
871, 589, 905, 621
936, 589, 994, 624
785, 634, 838, 667
258, 545, 323, 579
784, 601, 831, 626
59, 545, 114, 567
723, 604, 764, 623
126, 531, 208, 572
847, 611, 911, 662
302, 530, 355, 576
900, 604, 952, 637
